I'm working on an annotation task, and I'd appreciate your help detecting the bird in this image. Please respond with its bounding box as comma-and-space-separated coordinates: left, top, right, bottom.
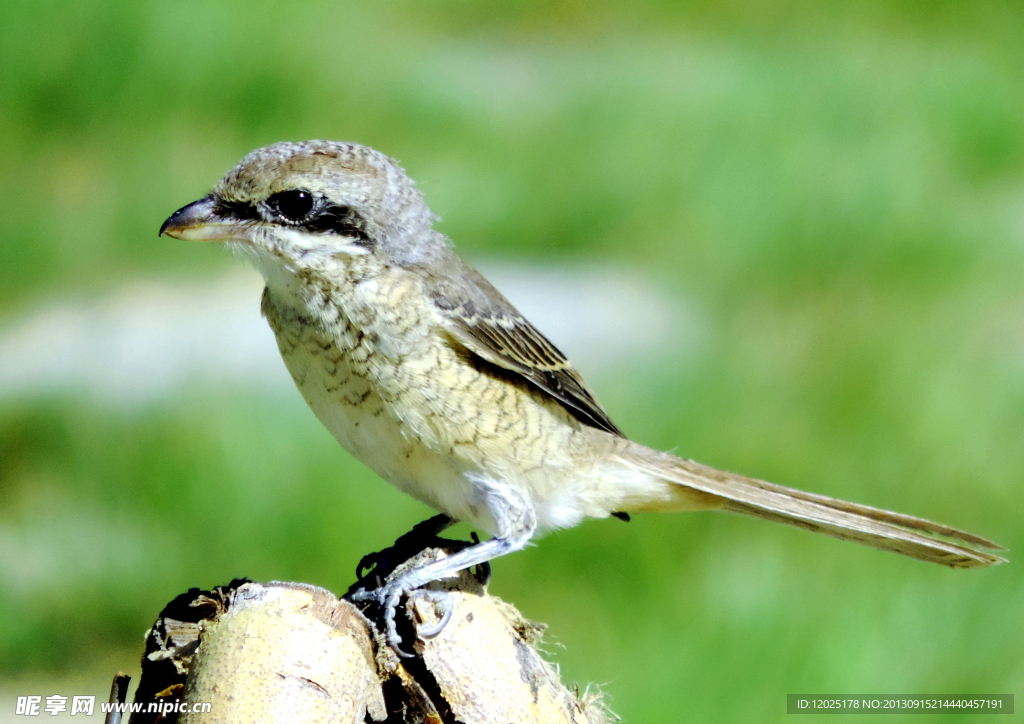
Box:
160, 140, 1005, 651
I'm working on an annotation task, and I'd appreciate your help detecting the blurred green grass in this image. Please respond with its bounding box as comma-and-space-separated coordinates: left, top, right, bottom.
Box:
1, 1, 1022, 721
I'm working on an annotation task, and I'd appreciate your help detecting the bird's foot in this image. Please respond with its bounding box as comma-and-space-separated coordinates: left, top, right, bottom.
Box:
350, 578, 453, 657
347, 521, 495, 656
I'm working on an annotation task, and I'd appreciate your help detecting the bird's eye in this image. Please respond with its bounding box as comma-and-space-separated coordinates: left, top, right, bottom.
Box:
266, 189, 316, 223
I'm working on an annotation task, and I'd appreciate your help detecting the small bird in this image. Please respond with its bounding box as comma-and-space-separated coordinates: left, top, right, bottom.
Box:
161, 140, 1004, 650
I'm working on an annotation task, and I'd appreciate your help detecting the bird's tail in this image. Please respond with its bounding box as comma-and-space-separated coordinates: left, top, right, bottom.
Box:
617, 443, 1005, 569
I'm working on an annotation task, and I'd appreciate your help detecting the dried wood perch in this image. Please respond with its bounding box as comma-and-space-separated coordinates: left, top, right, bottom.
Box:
125, 547, 612, 724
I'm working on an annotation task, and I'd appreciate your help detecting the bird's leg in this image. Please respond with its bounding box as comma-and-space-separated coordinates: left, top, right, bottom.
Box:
354, 513, 455, 582
351, 477, 536, 655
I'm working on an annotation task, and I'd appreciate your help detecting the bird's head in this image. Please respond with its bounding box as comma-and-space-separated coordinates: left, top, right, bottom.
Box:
160, 141, 446, 279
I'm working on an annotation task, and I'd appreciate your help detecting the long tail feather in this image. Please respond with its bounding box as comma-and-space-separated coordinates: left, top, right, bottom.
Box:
620, 444, 1006, 569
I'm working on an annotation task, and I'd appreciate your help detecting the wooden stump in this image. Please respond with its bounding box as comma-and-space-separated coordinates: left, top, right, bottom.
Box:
124, 550, 612, 724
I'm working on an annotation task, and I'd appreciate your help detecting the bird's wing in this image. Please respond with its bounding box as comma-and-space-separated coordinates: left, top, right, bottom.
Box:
427, 258, 624, 436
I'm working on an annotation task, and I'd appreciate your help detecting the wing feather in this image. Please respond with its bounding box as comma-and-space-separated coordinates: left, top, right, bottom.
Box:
426, 257, 624, 436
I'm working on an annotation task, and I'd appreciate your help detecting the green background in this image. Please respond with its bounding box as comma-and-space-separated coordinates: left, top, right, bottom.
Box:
1, 1, 1021, 721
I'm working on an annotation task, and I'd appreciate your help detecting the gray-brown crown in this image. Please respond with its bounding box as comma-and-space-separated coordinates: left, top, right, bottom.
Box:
215, 140, 446, 264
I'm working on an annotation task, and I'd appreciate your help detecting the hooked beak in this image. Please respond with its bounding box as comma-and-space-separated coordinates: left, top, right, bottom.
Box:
159, 195, 247, 242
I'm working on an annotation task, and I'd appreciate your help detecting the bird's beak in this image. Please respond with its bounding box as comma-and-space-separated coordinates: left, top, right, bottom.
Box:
159, 195, 245, 242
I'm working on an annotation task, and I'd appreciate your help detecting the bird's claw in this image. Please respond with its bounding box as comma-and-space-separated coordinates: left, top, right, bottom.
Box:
350, 582, 455, 656
351, 580, 414, 657
412, 589, 453, 639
